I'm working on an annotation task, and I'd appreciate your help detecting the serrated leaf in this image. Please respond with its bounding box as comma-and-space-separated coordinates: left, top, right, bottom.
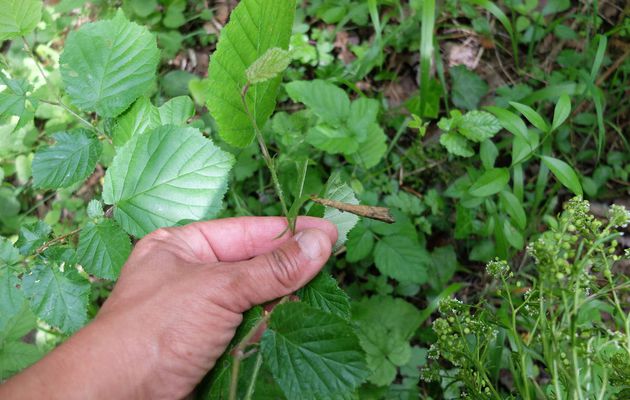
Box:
158, 96, 194, 125
285, 80, 350, 124
32, 129, 102, 189
458, 111, 501, 142
16, 221, 51, 255
297, 273, 350, 319
322, 173, 359, 250
0, 269, 27, 327
22, 264, 91, 333
0, 76, 34, 130
0, 237, 20, 267
450, 65, 488, 110
60, 10, 160, 118
112, 97, 160, 147
206, 0, 296, 147
347, 123, 387, 168
540, 156, 583, 196
86, 199, 104, 219
469, 168, 510, 197
77, 220, 131, 280
0, 0, 42, 40
261, 302, 369, 400
246, 47, 291, 84
103, 125, 233, 237
346, 223, 374, 262
352, 295, 422, 340
0, 300, 42, 380
0, 341, 42, 380
358, 325, 411, 386
440, 131, 474, 157
373, 236, 431, 284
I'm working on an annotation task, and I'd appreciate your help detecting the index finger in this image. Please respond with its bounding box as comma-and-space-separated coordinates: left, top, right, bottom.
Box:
172, 216, 338, 262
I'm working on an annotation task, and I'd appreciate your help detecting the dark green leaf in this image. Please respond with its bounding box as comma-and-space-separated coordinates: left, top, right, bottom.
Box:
297, 273, 351, 319
450, 65, 488, 110
374, 236, 430, 284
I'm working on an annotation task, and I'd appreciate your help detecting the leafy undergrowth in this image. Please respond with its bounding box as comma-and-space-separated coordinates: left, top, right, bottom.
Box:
1, 0, 629, 399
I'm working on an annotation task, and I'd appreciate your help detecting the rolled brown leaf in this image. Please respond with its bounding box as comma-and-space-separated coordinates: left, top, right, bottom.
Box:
311, 196, 395, 224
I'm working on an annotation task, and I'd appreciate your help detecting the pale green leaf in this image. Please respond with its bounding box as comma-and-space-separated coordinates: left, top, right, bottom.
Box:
103, 125, 233, 237
358, 325, 411, 386
347, 97, 380, 138
0, 0, 42, 40
15, 221, 51, 255
510, 101, 550, 133
306, 125, 357, 155
60, 10, 160, 117
112, 97, 160, 147
86, 199, 104, 219
77, 220, 131, 280
0, 340, 41, 380
158, 96, 194, 125
352, 295, 423, 340
439, 131, 474, 157
479, 139, 498, 170
485, 106, 528, 139
540, 156, 583, 196
285, 80, 350, 124
373, 236, 430, 284
246, 47, 291, 84
469, 168, 510, 197
347, 123, 387, 168
206, 0, 296, 147
458, 111, 501, 142
0, 237, 20, 267
297, 273, 350, 319
22, 264, 91, 333
552, 94, 571, 131
261, 302, 369, 400
32, 129, 102, 189
322, 173, 359, 250
0, 76, 34, 130
0, 269, 28, 330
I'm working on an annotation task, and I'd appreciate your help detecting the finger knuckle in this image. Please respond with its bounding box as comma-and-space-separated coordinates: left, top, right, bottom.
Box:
265, 247, 300, 290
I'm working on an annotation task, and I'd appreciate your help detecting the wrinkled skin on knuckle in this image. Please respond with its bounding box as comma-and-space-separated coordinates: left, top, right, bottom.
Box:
265, 247, 301, 292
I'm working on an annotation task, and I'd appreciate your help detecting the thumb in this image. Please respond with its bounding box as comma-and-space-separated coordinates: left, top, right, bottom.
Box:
226, 228, 334, 311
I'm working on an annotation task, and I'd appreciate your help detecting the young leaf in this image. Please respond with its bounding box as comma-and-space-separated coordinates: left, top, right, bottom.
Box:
112, 97, 161, 147
509, 101, 550, 133
15, 221, 51, 255
458, 111, 501, 142
245, 47, 291, 84
0, 237, 20, 267
32, 129, 102, 189
469, 168, 510, 197
22, 264, 91, 333
499, 190, 527, 230
0, 0, 42, 40
77, 220, 131, 280
347, 124, 387, 169
285, 80, 350, 124
296, 273, 351, 319
485, 106, 528, 139
0, 76, 34, 130
60, 10, 160, 118
158, 96, 195, 125
206, 0, 296, 147
322, 173, 359, 250
345, 224, 375, 262
103, 126, 233, 237
552, 94, 571, 131
374, 236, 431, 284
261, 302, 369, 400
540, 156, 583, 196
440, 131, 474, 157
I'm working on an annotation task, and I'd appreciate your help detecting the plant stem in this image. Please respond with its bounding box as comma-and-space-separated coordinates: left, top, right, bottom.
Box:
244, 351, 263, 400
239, 84, 290, 220
21, 37, 108, 141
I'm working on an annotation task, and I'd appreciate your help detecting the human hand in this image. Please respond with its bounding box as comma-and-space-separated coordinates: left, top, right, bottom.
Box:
0, 216, 337, 400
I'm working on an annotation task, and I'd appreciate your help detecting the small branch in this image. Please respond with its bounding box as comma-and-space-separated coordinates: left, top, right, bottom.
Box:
35, 228, 82, 254
311, 196, 395, 224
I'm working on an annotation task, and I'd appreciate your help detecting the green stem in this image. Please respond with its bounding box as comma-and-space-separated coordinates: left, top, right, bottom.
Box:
244, 351, 263, 400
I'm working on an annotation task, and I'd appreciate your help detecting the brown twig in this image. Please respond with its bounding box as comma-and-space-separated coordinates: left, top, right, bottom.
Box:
310, 196, 395, 224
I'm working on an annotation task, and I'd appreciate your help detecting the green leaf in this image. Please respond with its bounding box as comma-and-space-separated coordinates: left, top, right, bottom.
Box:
358, 325, 411, 386
261, 302, 369, 400
22, 264, 91, 333
346, 223, 374, 262
16, 221, 51, 255
60, 10, 160, 117
469, 168, 510, 197
485, 106, 528, 139
32, 129, 102, 189
158, 96, 194, 125
503, 219, 524, 249
0, 341, 42, 380
480, 139, 498, 169
77, 220, 131, 280
206, 0, 296, 147
112, 97, 160, 147
297, 273, 351, 319
103, 125, 233, 237
374, 236, 430, 284
347, 97, 379, 137
285, 80, 350, 124
0, 269, 27, 327
552, 94, 571, 131
458, 111, 501, 142
306, 124, 357, 155
439, 131, 474, 157
322, 173, 359, 250
352, 295, 422, 340
450, 65, 488, 110
509, 101, 550, 133
347, 123, 387, 168
0, 0, 42, 40
0, 76, 34, 130
0, 300, 41, 380
540, 156, 583, 196
86, 199, 104, 219
246, 47, 291, 84
0, 237, 20, 267
499, 190, 526, 230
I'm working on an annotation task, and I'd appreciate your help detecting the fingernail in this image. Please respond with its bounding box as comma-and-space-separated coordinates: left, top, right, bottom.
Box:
295, 230, 322, 260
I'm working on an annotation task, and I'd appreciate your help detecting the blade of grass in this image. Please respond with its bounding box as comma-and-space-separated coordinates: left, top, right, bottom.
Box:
419, 0, 436, 118
469, 0, 519, 70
